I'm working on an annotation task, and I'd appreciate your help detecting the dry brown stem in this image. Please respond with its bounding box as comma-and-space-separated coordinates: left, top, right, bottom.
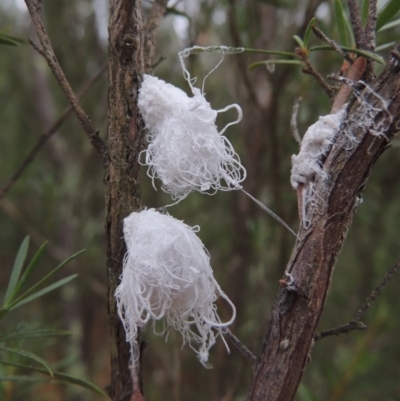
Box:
24, 0, 108, 166
0, 64, 107, 203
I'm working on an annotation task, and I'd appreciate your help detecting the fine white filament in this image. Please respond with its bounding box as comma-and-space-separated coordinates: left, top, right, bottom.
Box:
115, 209, 236, 365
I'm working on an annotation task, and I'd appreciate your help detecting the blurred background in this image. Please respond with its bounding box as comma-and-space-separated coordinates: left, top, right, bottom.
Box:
1, 0, 400, 400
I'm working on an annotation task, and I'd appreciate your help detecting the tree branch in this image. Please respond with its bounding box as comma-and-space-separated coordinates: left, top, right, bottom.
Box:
247, 46, 400, 401
0, 64, 107, 203
24, 0, 109, 167
315, 258, 400, 340
348, 0, 366, 50
311, 26, 353, 64
144, 0, 169, 72
224, 329, 257, 362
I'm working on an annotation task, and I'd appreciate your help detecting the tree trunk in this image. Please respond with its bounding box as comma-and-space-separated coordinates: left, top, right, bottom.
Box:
247, 49, 400, 401
106, 1, 144, 400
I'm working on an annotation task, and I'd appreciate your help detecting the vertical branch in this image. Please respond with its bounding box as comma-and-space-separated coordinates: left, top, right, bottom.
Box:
144, 0, 169, 72
106, 1, 144, 400
348, 0, 366, 50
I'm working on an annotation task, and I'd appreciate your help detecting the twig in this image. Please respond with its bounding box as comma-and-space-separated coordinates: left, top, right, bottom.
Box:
223, 328, 257, 362
0, 63, 107, 203
302, 57, 335, 98
362, 0, 378, 81
364, 0, 377, 51
348, 0, 366, 50
311, 26, 353, 65
290, 97, 302, 144
144, 0, 169, 72
227, 0, 259, 107
24, 0, 108, 167
315, 259, 400, 341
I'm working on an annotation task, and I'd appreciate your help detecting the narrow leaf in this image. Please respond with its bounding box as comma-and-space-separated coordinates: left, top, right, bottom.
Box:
0, 37, 19, 47
309, 45, 385, 64
334, 0, 351, 47
4, 237, 29, 305
8, 249, 85, 308
250, 59, 304, 71
6, 242, 48, 306
375, 41, 396, 52
361, 0, 369, 26
379, 18, 400, 31
0, 375, 49, 383
242, 48, 298, 58
0, 360, 107, 397
377, 0, 400, 31
0, 345, 53, 376
303, 17, 315, 49
0, 328, 72, 342
293, 35, 304, 48
10, 274, 78, 309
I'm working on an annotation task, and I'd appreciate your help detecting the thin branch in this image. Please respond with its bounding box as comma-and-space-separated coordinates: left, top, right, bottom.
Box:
144, 0, 169, 72
223, 328, 257, 362
290, 97, 302, 144
0, 63, 107, 203
364, 0, 377, 51
227, 0, 259, 107
315, 259, 400, 341
312, 26, 353, 64
348, 0, 367, 50
301, 57, 335, 98
24, 0, 108, 167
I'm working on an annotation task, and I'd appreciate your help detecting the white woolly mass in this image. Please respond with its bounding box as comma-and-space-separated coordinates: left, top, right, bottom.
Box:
115, 209, 236, 365
138, 74, 246, 201
290, 107, 347, 189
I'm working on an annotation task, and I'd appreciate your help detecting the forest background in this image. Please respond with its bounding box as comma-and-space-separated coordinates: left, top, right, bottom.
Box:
0, 0, 400, 400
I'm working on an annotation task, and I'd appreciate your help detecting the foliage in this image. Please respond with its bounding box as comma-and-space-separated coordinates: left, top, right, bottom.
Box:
0, 237, 106, 398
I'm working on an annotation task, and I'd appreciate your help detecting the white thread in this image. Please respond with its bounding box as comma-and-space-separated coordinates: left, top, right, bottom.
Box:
115, 209, 236, 366
138, 74, 246, 201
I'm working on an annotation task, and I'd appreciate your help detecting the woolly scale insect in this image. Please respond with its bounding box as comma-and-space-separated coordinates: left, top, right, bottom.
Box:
115, 209, 236, 366
138, 46, 296, 236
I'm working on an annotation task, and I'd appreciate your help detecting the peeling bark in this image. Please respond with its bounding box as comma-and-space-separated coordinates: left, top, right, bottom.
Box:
247, 49, 400, 401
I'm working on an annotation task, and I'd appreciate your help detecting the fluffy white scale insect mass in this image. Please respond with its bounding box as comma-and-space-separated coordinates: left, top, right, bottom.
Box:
138, 74, 246, 201
290, 107, 347, 189
115, 209, 236, 365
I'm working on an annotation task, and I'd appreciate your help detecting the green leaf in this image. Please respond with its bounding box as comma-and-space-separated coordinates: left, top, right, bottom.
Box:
303, 17, 315, 49
0, 345, 53, 376
4, 237, 29, 305
6, 242, 48, 307
0, 360, 108, 397
309, 45, 385, 65
377, 0, 400, 31
8, 248, 85, 308
250, 59, 304, 70
379, 18, 400, 31
375, 41, 396, 52
10, 274, 78, 309
242, 48, 298, 58
0, 375, 49, 383
334, 0, 352, 47
293, 35, 304, 48
0, 37, 19, 47
0, 308, 10, 321
0, 328, 72, 342
361, 0, 369, 26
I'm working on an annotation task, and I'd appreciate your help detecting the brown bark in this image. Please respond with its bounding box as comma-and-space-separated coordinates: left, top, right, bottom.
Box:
247, 49, 400, 401
106, 1, 144, 400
